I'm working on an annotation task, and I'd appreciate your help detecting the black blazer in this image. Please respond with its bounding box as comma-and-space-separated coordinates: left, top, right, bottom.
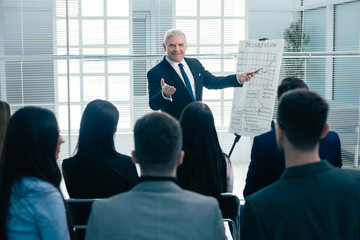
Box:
241, 161, 360, 240
243, 130, 342, 197
62, 152, 139, 198
147, 56, 241, 119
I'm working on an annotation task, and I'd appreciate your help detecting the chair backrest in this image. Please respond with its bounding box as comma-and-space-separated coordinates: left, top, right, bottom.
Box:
67, 199, 95, 229
219, 193, 241, 240
66, 199, 96, 240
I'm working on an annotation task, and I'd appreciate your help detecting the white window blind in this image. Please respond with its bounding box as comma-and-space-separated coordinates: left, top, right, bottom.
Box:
0, 0, 246, 160
248, 0, 360, 170
175, 0, 245, 128
1, 0, 359, 199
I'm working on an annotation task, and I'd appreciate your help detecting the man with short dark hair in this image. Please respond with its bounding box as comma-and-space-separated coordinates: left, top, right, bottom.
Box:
243, 77, 342, 197
85, 112, 227, 240
241, 90, 360, 240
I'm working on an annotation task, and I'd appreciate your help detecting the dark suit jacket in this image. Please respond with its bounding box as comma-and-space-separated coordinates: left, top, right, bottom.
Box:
241, 161, 360, 240
62, 152, 139, 198
147, 56, 242, 119
243, 130, 342, 197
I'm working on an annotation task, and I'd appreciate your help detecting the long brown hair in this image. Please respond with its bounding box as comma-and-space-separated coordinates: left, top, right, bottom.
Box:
178, 102, 227, 200
0, 101, 10, 157
0, 107, 75, 239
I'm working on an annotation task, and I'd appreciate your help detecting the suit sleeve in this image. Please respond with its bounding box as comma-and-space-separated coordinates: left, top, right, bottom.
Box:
36, 190, 70, 240
147, 68, 171, 111
241, 199, 267, 240
243, 137, 266, 197
198, 59, 242, 90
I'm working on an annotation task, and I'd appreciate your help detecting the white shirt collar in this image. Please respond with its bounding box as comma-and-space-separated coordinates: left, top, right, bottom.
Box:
165, 56, 188, 68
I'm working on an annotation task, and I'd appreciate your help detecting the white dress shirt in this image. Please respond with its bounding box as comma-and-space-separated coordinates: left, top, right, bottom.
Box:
164, 56, 197, 100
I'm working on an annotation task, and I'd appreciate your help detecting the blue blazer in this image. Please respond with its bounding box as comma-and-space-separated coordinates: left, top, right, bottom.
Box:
147, 56, 241, 119
243, 130, 342, 197
241, 161, 360, 240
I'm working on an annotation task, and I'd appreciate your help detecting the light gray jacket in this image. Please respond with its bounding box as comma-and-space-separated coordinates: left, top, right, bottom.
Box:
85, 180, 227, 240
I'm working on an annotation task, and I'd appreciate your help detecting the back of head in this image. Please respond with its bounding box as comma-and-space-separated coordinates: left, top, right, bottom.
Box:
134, 112, 182, 174
180, 102, 218, 144
1, 106, 61, 186
277, 77, 309, 99
0, 106, 71, 240
76, 99, 119, 159
0, 107, 61, 238
277, 89, 328, 151
178, 102, 226, 196
164, 29, 187, 45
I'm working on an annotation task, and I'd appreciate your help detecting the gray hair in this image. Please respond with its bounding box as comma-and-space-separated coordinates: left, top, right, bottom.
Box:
163, 29, 187, 45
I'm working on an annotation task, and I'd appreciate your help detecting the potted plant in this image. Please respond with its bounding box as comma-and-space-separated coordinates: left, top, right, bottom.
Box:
283, 20, 310, 78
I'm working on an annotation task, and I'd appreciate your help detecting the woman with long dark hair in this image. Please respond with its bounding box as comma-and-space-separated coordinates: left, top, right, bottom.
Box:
0, 101, 11, 157
0, 107, 72, 240
177, 102, 233, 199
62, 99, 138, 198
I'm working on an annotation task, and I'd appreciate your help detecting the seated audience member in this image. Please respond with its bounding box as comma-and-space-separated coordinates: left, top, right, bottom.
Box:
0, 107, 73, 239
243, 77, 342, 197
62, 99, 138, 199
85, 112, 227, 240
0, 100, 11, 156
177, 101, 233, 200
241, 90, 360, 240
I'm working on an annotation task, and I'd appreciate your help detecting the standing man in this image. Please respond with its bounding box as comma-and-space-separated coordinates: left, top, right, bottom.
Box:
241, 89, 360, 240
85, 112, 227, 240
147, 29, 254, 119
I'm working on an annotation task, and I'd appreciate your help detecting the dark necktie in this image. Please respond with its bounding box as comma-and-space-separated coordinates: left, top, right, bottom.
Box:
178, 63, 195, 101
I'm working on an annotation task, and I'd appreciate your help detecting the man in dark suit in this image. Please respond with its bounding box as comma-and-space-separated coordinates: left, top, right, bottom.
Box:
243, 77, 342, 197
86, 112, 227, 240
241, 89, 360, 240
147, 29, 254, 119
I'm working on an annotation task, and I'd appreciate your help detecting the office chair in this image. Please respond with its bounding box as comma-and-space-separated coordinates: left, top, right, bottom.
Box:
219, 193, 241, 240
67, 199, 96, 240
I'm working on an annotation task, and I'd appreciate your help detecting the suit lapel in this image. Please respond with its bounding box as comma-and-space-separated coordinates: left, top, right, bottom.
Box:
161, 58, 193, 102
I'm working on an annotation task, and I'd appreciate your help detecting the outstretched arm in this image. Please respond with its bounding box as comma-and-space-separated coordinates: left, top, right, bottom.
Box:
237, 71, 258, 83
196, 58, 256, 89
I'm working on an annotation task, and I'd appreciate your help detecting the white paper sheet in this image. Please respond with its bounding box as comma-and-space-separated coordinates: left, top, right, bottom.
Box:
229, 39, 285, 137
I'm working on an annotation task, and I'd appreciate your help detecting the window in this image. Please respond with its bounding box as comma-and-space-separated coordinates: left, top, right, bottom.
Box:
248, 0, 360, 171
175, 0, 245, 128
55, 0, 132, 156
1, 0, 359, 200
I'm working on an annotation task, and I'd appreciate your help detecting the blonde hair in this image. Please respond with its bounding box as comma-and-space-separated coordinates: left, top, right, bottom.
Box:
163, 29, 187, 45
